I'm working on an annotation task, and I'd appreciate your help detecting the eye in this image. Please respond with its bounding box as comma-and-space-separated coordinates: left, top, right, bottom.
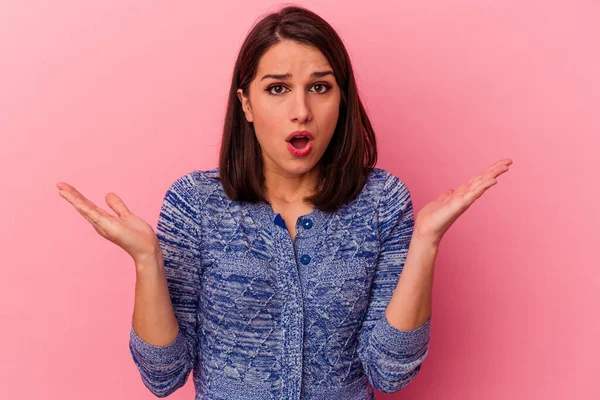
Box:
266, 84, 289, 95
265, 83, 333, 96
310, 83, 332, 94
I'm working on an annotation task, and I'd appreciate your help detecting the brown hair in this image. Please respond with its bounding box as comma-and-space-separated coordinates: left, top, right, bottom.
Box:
218, 5, 378, 212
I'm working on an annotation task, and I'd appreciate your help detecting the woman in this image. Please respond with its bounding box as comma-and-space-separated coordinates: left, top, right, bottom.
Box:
56, 5, 512, 399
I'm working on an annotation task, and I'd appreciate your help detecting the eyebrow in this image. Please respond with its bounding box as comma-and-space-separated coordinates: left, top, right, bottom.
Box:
260, 71, 334, 81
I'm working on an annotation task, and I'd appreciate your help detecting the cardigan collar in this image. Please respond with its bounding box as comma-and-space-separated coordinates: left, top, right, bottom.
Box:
204, 167, 333, 236
251, 199, 332, 237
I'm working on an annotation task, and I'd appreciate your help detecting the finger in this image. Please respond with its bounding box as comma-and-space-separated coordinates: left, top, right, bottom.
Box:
58, 183, 124, 218
452, 159, 510, 200
58, 189, 104, 224
105, 192, 131, 218
58, 187, 112, 229
59, 184, 106, 216
467, 158, 512, 185
468, 160, 512, 190
479, 163, 511, 185
59, 183, 114, 216
466, 163, 497, 185
468, 165, 507, 190
466, 177, 498, 203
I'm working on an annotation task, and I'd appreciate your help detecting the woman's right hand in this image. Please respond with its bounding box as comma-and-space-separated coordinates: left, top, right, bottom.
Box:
56, 182, 162, 264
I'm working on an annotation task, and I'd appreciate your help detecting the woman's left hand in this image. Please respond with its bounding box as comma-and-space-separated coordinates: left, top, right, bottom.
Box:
413, 158, 513, 246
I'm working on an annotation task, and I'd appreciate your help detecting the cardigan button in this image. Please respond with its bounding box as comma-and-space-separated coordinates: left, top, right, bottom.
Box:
300, 254, 311, 265
302, 218, 313, 229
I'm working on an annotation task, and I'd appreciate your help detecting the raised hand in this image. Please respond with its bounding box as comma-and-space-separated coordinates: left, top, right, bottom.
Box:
56, 182, 162, 264
413, 158, 513, 246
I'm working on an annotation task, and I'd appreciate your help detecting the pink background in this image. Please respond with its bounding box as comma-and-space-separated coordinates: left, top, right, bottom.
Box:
1, 1, 598, 399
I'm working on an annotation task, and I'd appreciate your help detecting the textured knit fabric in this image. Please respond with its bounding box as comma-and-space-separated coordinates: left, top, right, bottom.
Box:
129, 167, 431, 399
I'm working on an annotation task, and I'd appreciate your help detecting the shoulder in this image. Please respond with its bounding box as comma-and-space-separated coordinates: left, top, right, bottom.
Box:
162, 167, 223, 204
169, 167, 221, 190
365, 167, 411, 207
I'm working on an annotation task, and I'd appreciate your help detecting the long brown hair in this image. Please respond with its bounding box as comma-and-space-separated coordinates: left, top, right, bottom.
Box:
218, 5, 377, 212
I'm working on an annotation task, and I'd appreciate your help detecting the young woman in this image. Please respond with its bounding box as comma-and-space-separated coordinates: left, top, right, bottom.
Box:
57, 5, 512, 400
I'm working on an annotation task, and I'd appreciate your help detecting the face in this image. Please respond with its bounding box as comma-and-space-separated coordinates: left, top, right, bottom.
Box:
237, 40, 341, 179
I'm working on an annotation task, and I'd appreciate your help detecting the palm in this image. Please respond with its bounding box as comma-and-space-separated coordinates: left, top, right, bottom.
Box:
414, 158, 513, 245
56, 182, 161, 263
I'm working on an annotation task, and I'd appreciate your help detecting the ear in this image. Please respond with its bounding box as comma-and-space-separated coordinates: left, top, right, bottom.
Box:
236, 88, 253, 123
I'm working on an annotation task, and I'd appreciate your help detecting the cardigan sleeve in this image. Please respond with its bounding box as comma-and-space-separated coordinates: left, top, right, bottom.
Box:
128, 173, 201, 397
356, 172, 431, 394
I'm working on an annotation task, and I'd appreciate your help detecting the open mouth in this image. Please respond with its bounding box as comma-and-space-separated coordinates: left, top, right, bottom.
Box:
289, 136, 310, 149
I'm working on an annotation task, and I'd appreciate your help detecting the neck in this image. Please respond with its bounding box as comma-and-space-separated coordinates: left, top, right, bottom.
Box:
263, 165, 320, 205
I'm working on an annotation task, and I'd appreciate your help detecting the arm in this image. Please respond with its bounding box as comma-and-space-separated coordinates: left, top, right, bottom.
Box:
356, 173, 432, 394
129, 175, 201, 398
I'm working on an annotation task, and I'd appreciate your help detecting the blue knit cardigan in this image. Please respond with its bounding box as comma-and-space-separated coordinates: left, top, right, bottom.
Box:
129, 167, 431, 399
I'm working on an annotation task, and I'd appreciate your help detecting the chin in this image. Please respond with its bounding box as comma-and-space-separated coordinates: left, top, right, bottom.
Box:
283, 160, 319, 175
263, 150, 320, 176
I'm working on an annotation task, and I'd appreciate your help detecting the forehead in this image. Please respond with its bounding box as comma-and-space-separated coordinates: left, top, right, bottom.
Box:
256, 40, 331, 77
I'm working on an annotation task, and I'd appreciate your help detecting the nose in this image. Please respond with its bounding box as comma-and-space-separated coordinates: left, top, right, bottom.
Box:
291, 90, 311, 123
